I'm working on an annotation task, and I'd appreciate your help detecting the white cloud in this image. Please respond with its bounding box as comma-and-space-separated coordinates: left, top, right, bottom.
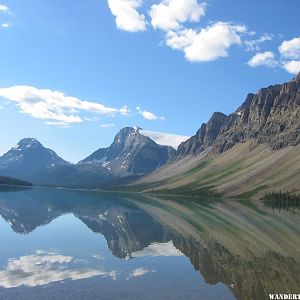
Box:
120, 105, 131, 115
140, 129, 190, 149
107, 0, 146, 32
0, 251, 117, 288
165, 22, 247, 62
0, 86, 129, 125
1, 23, 10, 28
279, 37, 300, 60
131, 267, 150, 277
84, 116, 99, 122
136, 106, 164, 121
245, 36, 300, 74
244, 33, 273, 52
0, 4, 8, 13
100, 123, 115, 128
166, 28, 197, 49
247, 51, 278, 68
282, 60, 300, 75
92, 254, 105, 260
132, 241, 184, 257
150, 0, 206, 31
45, 121, 70, 128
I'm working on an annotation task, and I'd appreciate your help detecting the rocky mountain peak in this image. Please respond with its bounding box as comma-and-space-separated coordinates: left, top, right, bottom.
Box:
112, 127, 144, 145
14, 138, 42, 151
173, 112, 229, 160
174, 75, 300, 161
80, 127, 175, 177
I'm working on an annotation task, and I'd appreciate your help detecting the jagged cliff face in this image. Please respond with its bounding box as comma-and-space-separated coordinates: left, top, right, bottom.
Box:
174, 74, 300, 160
80, 127, 176, 176
174, 112, 229, 159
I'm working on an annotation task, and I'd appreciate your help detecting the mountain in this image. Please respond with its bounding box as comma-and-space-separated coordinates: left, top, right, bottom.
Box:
135, 74, 300, 198
0, 128, 175, 187
2, 73, 299, 194
0, 138, 68, 180
174, 73, 300, 160
0, 138, 114, 187
79, 127, 176, 177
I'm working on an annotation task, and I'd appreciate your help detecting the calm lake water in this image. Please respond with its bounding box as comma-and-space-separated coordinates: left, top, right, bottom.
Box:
0, 187, 299, 300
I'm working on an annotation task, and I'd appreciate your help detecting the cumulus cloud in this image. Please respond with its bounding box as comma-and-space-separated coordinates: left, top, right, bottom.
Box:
0, 86, 129, 125
0, 4, 8, 13
106, 0, 254, 64
247, 51, 278, 68
279, 37, 300, 60
166, 22, 247, 62
107, 0, 146, 32
244, 33, 273, 52
0, 251, 117, 288
245, 36, 300, 75
100, 123, 115, 128
136, 106, 164, 121
1, 23, 10, 28
282, 60, 300, 75
150, 0, 206, 31
140, 129, 189, 149
276, 37, 300, 75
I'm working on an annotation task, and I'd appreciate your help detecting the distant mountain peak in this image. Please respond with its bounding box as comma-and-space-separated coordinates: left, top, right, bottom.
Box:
0, 137, 68, 180
19, 137, 39, 143
133, 126, 143, 132
117, 126, 142, 136
15, 138, 42, 149
79, 126, 175, 176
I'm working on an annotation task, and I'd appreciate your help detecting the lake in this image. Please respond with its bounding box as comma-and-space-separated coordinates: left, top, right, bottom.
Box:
0, 187, 299, 300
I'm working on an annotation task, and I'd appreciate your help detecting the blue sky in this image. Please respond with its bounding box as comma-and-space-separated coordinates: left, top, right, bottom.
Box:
0, 0, 300, 162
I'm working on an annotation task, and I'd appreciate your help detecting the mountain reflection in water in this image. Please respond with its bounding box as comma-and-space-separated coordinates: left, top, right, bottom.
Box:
0, 187, 299, 300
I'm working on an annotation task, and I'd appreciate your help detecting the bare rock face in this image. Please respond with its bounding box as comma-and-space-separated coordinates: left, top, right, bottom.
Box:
80, 127, 176, 177
174, 74, 300, 160
174, 112, 229, 159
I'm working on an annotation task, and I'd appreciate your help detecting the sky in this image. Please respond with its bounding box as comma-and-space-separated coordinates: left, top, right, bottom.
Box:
0, 0, 300, 162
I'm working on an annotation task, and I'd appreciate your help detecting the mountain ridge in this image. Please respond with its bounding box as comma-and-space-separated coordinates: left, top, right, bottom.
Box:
0, 127, 176, 187
79, 127, 175, 177
174, 73, 300, 161
135, 73, 300, 197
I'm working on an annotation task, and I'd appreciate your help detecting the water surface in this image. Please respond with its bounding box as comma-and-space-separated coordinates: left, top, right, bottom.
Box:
0, 187, 299, 300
